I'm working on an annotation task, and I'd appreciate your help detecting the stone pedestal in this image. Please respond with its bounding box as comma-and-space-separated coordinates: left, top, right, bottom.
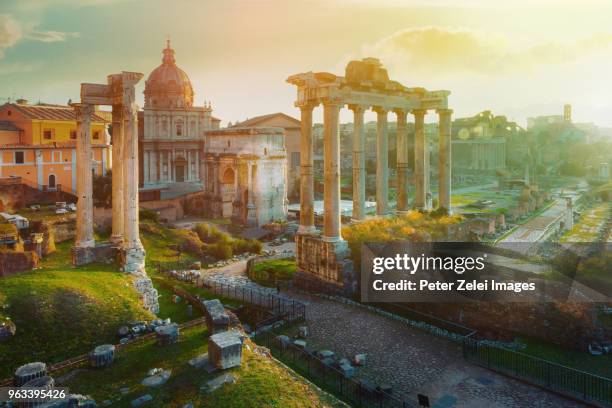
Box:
89, 344, 116, 368
13, 362, 46, 387
208, 331, 243, 370
156, 323, 180, 346
132, 272, 159, 314
202, 299, 230, 334
294, 233, 355, 295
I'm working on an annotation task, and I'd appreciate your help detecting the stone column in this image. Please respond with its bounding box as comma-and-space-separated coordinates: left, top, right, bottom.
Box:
74, 103, 95, 249
349, 105, 366, 221
322, 100, 342, 241
298, 104, 317, 234
437, 109, 453, 212
373, 107, 389, 215
246, 161, 257, 226
395, 109, 409, 213
110, 105, 124, 245
413, 109, 428, 210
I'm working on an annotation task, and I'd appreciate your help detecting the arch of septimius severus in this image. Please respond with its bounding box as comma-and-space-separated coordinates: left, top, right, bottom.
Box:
71, 71, 159, 313
288, 58, 452, 293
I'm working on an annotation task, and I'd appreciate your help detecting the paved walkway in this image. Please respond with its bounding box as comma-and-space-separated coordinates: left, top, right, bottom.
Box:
200, 268, 586, 408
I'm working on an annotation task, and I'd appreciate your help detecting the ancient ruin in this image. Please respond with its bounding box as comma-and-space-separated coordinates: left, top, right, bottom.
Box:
287, 58, 452, 292
71, 71, 159, 313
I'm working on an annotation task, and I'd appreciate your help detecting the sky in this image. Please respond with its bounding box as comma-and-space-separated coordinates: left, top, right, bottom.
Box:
1, 0, 612, 127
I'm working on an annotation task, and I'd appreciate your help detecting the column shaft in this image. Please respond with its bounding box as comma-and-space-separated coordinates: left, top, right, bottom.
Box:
350, 105, 365, 220
123, 102, 143, 251
298, 104, 316, 234
413, 109, 427, 210
323, 101, 342, 241
438, 109, 453, 212
111, 106, 124, 245
395, 109, 409, 213
374, 108, 389, 215
74, 104, 95, 248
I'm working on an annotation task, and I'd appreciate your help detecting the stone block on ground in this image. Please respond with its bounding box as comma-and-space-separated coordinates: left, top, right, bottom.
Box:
208, 331, 243, 370
131, 394, 153, 407
205, 373, 236, 393
275, 335, 291, 350
202, 299, 230, 334
13, 361, 47, 386
89, 344, 115, 368
339, 362, 355, 378
298, 326, 309, 338
188, 353, 209, 369
353, 353, 366, 366
141, 369, 171, 387
317, 350, 334, 359
23, 375, 54, 389
155, 323, 179, 346
293, 339, 306, 348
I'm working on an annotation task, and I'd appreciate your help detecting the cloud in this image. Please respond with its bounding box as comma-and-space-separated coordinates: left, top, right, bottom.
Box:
365, 27, 612, 78
28, 30, 80, 43
0, 14, 22, 58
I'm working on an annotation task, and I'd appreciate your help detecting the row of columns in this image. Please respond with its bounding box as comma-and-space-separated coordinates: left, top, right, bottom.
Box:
297, 101, 452, 242
73, 100, 144, 255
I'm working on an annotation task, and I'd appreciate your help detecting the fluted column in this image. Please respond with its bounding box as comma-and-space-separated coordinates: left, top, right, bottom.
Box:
438, 109, 453, 212
122, 98, 143, 253
395, 109, 409, 213
373, 107, 389, 215
298, 104, 317, 234
322, 100, 342, 242
349, 105, 366, 221
74, 103, 95, 249
110, 105, 124, 246
413, 109, 428, 210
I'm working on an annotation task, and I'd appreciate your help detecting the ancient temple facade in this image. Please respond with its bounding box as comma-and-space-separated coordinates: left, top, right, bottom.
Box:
140, 41, 220, 187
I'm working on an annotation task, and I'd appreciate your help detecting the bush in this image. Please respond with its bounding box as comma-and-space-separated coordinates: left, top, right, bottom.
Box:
206, 241, 233, 260
139, 208, 159, 222
251, 259, 297, 287
233, 238, 263, 255
193, 223, 226, 244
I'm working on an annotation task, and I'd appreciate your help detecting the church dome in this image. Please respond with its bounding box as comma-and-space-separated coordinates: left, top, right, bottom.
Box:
144, 40, 194, 109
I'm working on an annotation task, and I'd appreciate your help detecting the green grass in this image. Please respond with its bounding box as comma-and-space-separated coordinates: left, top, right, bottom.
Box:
518, 336, 612, 379
0, 241, 152, 379
252, 259, 297, 288
62, 325, 340, 407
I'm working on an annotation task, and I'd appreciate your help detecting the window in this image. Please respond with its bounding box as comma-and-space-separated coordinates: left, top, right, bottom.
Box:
48, 174, 56, 188
176, 122, 183, 136
14, 151, 24, 164
162, 120, 168, 132
52, 151, 61, 162
70, 130, 77, 139
291, 152, 301, 168
93, 131, 100, 140
43, 129, 53, 140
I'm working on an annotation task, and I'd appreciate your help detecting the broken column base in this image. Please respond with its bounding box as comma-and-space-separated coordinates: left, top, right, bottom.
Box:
72, 243, 118, 266
121, 246, 160, 314
294, 233, 356, 296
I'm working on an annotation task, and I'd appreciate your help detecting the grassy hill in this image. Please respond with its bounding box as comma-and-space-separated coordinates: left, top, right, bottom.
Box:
0, 241, 153, 379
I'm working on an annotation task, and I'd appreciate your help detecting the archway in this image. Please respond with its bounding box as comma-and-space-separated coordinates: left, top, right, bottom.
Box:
48, 174, 56, 189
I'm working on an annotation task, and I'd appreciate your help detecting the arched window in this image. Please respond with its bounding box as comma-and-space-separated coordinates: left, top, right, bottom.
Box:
176, 121, 183, 137
222, 168, 235, 185
48, 174, 56, 189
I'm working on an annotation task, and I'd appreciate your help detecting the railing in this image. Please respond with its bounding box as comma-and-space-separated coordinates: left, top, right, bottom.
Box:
0, 317, 206, 387
201, 278, 306, 328
463, 336, 612, 406
257, 329, 415, 408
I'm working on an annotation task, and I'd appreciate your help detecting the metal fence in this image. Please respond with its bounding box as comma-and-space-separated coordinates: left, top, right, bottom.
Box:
463, 336, 612, 406
258, 330, 415, 408
201, 278, 306, 328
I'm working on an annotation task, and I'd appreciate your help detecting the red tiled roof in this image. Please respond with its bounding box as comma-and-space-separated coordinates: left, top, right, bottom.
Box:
4, 103, 108, 123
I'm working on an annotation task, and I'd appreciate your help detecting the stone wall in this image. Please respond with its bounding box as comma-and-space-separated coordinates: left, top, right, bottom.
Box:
0, 251, 39, 277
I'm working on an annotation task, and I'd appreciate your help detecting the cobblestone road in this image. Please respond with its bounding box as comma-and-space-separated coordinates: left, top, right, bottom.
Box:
202, 269, 587, 408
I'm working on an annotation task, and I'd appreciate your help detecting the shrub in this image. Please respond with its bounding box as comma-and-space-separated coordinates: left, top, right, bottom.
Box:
206, 241, 233, 260
193, 223, 226, 244
139, 208, 159, 222
233, 238, 263, 255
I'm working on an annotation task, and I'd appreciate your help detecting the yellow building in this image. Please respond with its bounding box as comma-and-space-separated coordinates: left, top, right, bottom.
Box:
0, 100, 111, 193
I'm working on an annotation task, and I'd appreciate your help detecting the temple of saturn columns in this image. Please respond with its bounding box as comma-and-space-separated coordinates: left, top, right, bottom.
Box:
71, 71, 159, 313
287, 58, 452, 293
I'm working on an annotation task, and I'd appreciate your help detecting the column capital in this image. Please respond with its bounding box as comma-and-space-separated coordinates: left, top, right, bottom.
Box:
72, 102, 94, 118
321, 98, 344, 108
347, 104, 366, 114
411, 108, 428, 117
372, 106, 388, 115
436, 108, 453, 116
298, 102, 318, 112
393, 108, 407, 117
